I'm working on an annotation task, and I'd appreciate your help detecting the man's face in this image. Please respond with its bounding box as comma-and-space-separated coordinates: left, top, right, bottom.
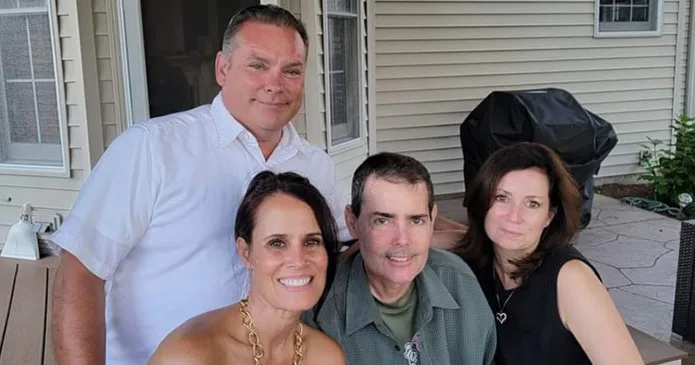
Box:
346, 176, 437, 293
215, 21, 306, 135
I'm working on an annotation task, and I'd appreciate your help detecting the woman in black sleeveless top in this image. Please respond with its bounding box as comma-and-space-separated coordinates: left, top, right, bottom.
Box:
455, 142, 642, 365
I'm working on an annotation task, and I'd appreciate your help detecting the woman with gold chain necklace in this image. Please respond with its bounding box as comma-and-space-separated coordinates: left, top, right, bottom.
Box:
148, 171, 346, 365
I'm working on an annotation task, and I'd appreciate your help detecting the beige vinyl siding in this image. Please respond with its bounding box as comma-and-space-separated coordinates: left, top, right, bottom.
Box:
375, 0, 688, 196
93, 0, 124, 147
326, 0, 371, 199
0, 0, 92, 244
317, 0, 328, 150
279, 0, 309, 139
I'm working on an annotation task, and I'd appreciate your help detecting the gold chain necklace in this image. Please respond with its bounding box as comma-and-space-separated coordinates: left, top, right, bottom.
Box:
239, 299, 304, 365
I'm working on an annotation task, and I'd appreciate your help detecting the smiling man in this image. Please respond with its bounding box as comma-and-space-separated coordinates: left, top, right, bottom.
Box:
304, 152, 497, 365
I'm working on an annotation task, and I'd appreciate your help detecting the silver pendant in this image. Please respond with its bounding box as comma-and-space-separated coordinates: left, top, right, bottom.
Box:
495, 312, 507, 324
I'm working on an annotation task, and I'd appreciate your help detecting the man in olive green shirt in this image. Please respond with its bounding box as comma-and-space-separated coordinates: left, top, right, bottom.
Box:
304, 152, 496, 365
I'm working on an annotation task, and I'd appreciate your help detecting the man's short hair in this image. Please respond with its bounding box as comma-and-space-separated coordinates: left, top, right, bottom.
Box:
221, 4, 309, 56
350, 152, 434, 217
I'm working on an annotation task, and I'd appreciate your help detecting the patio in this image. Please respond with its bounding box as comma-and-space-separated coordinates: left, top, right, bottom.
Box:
0, 256, 57, 365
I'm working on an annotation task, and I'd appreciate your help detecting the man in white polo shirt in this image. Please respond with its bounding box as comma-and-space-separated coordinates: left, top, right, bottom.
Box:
49, 5, 353, 365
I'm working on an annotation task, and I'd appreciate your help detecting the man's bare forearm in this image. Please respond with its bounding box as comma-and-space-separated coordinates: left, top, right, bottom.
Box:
52, 251, 106, 365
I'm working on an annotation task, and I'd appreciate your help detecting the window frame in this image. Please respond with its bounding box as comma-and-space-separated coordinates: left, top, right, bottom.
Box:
0, 0, 69, 177
322, 0, 367, 153
594, 0, 664, 38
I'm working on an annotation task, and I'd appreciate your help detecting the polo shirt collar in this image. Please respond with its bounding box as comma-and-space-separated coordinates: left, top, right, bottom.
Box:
345, 251, 460, 336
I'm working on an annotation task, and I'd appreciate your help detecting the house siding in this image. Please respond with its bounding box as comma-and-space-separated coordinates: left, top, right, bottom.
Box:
295, 0, 372, 199
324, 0, 371, 199
279, 0, 309, 139
374, 0, 689, 195
0, 0, 96, 244
93, 0, 124, 147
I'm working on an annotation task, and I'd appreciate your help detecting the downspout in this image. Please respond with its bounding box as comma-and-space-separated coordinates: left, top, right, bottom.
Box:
685, 0, 695, 117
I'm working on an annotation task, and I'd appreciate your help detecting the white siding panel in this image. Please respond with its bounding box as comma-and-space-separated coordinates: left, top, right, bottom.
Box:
334, 144, 369, 197
93, 0, 123, 147
376, 68, 675, 92
377, 35, 678, 53
377, 24, 679, 41
377, 83, 674, 105
280, 0, 308, 139
374, 0, 688, 195
325, 0, 371, 200
0, 0, 90, 245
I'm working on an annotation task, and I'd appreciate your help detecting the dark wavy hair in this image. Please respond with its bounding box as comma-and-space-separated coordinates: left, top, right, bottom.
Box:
455, 142, 582, 280
234, 170, 340, 311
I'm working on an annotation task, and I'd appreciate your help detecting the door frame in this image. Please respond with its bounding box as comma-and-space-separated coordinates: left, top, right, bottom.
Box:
116, 0, 278, 127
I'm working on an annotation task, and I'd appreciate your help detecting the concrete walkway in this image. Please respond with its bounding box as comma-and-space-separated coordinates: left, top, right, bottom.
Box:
436, 194, 681, 343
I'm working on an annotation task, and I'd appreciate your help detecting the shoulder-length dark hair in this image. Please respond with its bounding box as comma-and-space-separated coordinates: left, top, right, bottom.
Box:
234, 170, 340, 310
455, 142, 582, 280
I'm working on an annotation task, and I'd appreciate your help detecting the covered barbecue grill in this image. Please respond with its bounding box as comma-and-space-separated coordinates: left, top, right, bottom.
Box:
459, 88, 618, 227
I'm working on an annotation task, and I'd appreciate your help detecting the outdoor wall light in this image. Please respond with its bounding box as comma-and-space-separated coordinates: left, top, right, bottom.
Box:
679, 193, 693, 208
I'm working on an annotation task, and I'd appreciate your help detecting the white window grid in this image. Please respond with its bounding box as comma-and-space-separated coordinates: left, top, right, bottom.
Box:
595, 0, 663, 37
323, 0, 365, 150
0, 0, 64, 168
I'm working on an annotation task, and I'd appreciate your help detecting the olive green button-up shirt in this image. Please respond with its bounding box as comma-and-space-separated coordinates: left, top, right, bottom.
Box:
304, 248, 497, 365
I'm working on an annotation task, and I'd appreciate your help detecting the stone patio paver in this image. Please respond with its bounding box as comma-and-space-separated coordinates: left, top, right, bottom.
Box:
621, 284, 676, 305
574, 226, 619, 247
576, 196, 680, 342
604, 219, 682, 242
609, 288, 674, 342
579, 237, 671, 268
620, 250, 678, 287
591, 261, 632, 288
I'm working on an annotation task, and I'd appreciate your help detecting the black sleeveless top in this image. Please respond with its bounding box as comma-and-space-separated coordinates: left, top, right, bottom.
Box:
467, 245, 600, 365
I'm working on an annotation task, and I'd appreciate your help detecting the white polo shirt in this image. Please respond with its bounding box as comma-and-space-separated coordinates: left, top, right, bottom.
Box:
50, 93, 351, 365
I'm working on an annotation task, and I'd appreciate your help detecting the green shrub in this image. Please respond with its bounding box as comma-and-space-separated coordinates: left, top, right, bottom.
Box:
639, 114, 695, 210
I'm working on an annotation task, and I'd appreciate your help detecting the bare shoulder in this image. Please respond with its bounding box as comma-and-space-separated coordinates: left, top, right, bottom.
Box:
557, 259, 601, 289
148, 310, 227, 365
302, 325, 346, 365
556, 259, 608, 325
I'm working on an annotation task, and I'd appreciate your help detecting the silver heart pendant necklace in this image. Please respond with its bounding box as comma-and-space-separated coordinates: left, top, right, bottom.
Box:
493, 266, 517, 325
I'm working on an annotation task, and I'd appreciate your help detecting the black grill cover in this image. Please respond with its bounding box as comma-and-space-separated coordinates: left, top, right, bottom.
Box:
460, 88, 618, 226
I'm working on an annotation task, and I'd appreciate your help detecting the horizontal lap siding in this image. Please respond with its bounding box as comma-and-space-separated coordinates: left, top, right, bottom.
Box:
0, 0, 86, 244
374, 0, 687, 196
332, 0, 370, 199
280, 0, 309, 139
93, 0, 123, 147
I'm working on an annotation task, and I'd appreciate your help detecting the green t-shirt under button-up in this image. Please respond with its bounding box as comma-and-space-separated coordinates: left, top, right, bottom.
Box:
303, 248, 497, 365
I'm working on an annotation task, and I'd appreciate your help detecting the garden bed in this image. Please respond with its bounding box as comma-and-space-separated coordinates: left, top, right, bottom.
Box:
595, 183, 694, 221
595, 183, 653, 200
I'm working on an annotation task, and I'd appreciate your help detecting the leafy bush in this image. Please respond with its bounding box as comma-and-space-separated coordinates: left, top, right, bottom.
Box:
639, 114, 695, 211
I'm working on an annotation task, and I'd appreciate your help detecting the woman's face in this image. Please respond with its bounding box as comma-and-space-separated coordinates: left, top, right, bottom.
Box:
238, 193, 328, 312
484, 168, 555, 257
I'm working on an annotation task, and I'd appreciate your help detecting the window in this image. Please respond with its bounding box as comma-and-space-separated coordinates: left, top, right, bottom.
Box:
325, 0, 361, 147
595, 0, 662, 36
0, 0, 64, 168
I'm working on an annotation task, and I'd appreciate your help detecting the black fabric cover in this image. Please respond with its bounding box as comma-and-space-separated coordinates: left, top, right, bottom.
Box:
459, 88, 618, 227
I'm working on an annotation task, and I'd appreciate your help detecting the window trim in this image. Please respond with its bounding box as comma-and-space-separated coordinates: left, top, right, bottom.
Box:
322, 0, 367, 154
594, 0, 664, 38
0, 0, 70, 177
